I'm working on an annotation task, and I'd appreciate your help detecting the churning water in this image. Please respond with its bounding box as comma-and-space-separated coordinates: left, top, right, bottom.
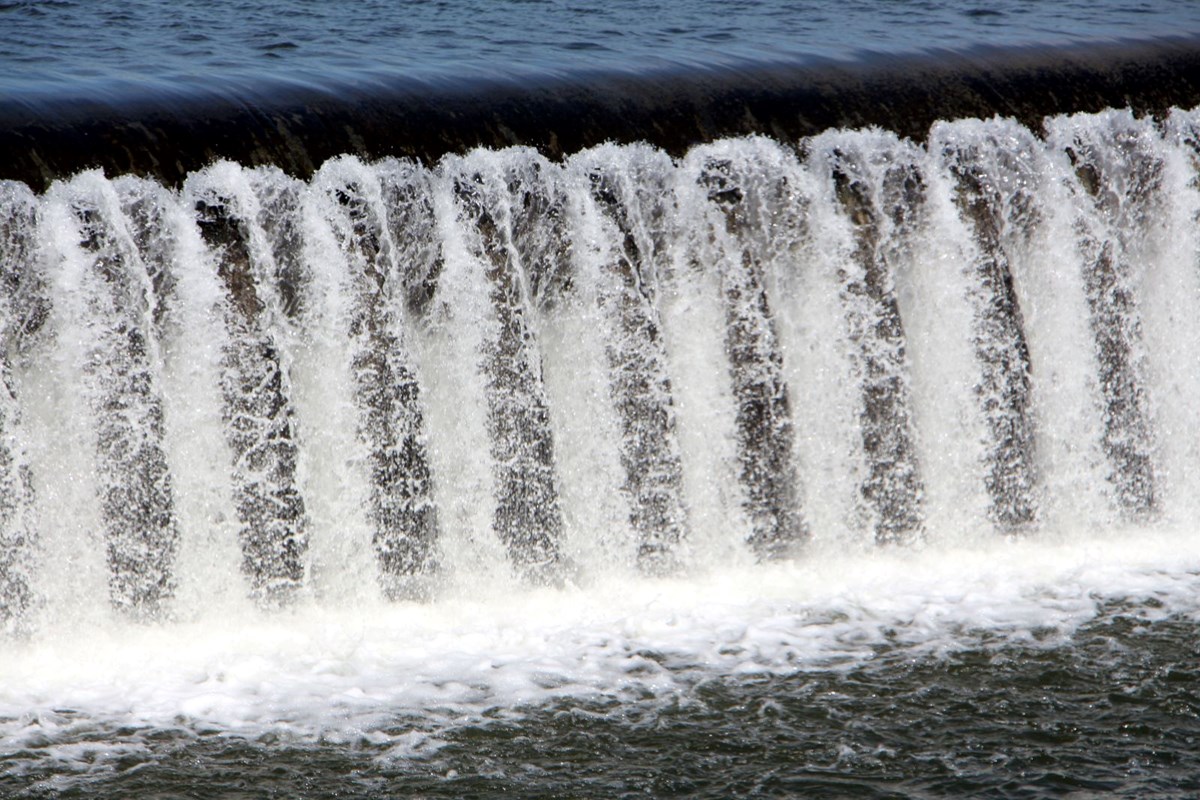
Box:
4, 1, 1200, 797
3, 108, 1200, 796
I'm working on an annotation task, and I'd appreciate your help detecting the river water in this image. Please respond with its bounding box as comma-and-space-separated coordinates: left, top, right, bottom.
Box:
3, 2, 1200, 798
3, 0, 1199, 99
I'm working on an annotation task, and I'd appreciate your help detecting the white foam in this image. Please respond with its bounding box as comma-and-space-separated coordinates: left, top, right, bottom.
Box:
3, 525, 1198, 764
8, 115, 1200, 780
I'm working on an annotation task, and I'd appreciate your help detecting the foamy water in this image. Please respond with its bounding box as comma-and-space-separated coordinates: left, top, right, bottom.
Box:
6, 108, 1200, 794
4, 526, 1198, 779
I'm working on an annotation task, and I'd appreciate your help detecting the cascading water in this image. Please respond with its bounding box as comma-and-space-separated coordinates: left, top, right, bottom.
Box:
3, 103, 1200, 615
5, 105, 1200, 793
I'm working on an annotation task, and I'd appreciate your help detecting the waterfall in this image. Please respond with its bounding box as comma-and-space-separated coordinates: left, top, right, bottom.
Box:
3, 107, 1200, 630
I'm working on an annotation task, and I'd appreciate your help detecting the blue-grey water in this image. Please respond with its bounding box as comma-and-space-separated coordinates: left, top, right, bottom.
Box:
3, 0, 1200, 100
4, 3, 1200, 799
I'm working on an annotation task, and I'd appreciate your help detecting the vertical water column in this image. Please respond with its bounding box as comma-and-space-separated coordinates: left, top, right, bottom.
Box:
689, 149, 807, 560
0, 183, 41, 633
1046, 112, 1159, 519
115, 174, 251, 611
810, 132, 926, 544
374, 160, 455, 580
934, 132, 1040, 531
1159, 108, 1200, 519
312, 158, 440, 599
577, 152, 689, 572
444, 156, 567, 584
247, 167, 379, 601
44, 174, 180, 617
186, 166, 309, 604
929, 119, 1120, 530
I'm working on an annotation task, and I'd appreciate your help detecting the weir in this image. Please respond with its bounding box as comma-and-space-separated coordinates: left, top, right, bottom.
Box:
1, 39, 1200, 628
4, 38, 1200, 190
9, 0, 1200, 789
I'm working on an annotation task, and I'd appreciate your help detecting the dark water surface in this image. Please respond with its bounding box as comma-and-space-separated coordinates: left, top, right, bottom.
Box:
5, 597, 1198, 798
5, 1, 1200, 189
4, 0, 1200, 101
